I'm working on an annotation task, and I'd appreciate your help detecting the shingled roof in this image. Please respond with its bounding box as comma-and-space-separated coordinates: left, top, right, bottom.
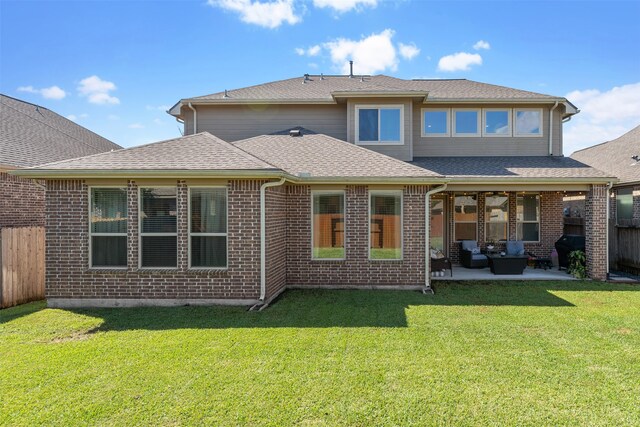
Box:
0, 94, 121, 168
233, 129, 440, 180
20, 132, 276, 175
409, 156, 614, 182
570, 125, 640, 185
169, 75, 577, 116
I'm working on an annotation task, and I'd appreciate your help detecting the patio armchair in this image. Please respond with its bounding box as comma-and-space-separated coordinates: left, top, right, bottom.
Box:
460, 240, 489, 268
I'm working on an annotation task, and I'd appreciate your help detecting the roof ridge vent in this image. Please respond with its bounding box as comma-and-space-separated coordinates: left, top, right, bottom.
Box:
289, 129, 302, 137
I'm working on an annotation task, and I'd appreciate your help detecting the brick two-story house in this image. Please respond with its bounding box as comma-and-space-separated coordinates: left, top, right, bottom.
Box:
1, 94, 121, 230
15, 74, 614, 308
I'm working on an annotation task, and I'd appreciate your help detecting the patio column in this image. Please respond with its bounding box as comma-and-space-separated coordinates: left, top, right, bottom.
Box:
584, 184, 608, 280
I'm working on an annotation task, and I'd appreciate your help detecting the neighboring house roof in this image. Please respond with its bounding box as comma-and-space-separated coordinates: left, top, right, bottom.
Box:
0, 94, 122, 168
20, 132, 276, 175
570, 125, 640, 186
409, 156, 615, 183
233, 128, 440, 180
170, 75, 577, 114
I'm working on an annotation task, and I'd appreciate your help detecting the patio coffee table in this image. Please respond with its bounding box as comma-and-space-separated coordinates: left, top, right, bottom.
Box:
488, 254, 529, 275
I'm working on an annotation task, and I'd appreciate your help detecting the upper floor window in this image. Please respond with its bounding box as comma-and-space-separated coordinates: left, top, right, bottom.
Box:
90, 187, 127, 268
356, 105, 403, 144
422, 108, 449, 137
453, 109, 480, 137
483, 109, 511, 136
514, 109, 542, 136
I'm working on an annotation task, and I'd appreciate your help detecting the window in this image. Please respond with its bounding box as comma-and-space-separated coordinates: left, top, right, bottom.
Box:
485, 194, 509, 242
483, 109, 511, 136
312, 192, 345, 260
356, 105, 403, 144
90, 188, 127, 268
190, 188, 227, 268
517, 194, 540, 241
139, 187, 177, 268
454, 194, 477, 241
422, 109, 449, 136
616, 188, 633, 221
514, 109, 542, 136
370, 192, 402, 260
453, 109, 480, 136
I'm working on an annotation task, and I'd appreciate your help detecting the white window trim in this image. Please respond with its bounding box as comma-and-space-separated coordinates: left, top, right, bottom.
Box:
453, 193, 478, 242
452, 108, 481, 137
514, 108, 543, 137
368, 190, 404, 261
516, 193, 541, 243
311, 190, 346, 261
355, 104, 404, 145
482, 108, 512, 137
138, 186, 178, 270
188, 186, 229, 270
88, 186, 128, 269
484, 193, 509, 242
421, 108, 450, 137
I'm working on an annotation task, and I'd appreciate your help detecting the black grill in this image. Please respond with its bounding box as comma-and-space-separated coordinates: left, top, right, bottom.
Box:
555, 234, 586, 269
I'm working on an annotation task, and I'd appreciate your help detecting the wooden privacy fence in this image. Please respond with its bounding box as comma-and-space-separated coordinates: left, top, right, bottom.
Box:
0, 227, 45, 309
563, 217, 585, 236
609, 220, 640, 276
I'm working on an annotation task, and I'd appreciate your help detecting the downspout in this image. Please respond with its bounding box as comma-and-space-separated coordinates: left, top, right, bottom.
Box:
187, 102, 197, 134
424, 183, 448, 294
253, 177, 287, 309
605, 181, 613, 280
548, 101, 559, 155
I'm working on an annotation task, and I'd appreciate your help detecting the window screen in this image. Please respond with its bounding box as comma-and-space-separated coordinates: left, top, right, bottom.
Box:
140, 187, 177, 268
190, 188, 227, 268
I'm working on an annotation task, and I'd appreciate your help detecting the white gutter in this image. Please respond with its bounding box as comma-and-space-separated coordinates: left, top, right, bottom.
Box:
257, 177, 287, 305
424, 183, 448, 294
549, 101, 559, 155
187, 102, 197, 134
605, 181, 613, 280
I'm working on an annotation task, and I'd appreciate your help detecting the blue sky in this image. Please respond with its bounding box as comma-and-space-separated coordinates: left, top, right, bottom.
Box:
1, 0, 639, 154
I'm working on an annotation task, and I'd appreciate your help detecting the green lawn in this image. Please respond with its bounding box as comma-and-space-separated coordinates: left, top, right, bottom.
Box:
2, 282, 639, 426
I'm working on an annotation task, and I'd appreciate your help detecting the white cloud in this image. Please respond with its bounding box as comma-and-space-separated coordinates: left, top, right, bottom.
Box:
66, 114, 77, 121
437, 52, 482, 72
312, 0, 376, 13
208, 0, 300, 29
473, 40, 490, 50
17, 85, 66, 100
78, 75, 120, 105
564, 82, 640, 154
398, 42, 419, 60
308, 62, 319, 69
295, 44, 321, 57
324, 29, 399, 75
128, 123, 145, 129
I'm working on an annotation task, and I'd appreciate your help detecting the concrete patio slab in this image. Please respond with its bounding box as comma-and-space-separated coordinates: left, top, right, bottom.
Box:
432, 264, 577, 281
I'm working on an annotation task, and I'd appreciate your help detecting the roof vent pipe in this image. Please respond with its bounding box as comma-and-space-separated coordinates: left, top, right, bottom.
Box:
349, 60, 354, 78
223, 89, 229, 98
320, 73, 325, 80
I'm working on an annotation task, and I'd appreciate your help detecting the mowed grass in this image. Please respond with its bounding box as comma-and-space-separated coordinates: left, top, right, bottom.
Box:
1, 281, 639, 426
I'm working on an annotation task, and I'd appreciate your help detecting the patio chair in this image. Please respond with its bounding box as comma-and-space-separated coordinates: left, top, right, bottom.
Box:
460, 240, 489, 268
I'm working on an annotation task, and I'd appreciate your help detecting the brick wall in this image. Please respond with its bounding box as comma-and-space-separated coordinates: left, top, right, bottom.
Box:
45, 179, 263, 301
0, 173, 45, 229
584, 184, 608, 280
286, 184, 427, 287
446, 191, 564, 262
265, 185, 287, 300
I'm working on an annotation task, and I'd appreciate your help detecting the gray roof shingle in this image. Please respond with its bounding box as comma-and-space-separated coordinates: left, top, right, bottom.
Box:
409, 156, 614, 181
182, 75, 561, 104
570, 125, 640, 185
0, 94, 122, 167
233, 129, 440, 179
27, 132, 276, 171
